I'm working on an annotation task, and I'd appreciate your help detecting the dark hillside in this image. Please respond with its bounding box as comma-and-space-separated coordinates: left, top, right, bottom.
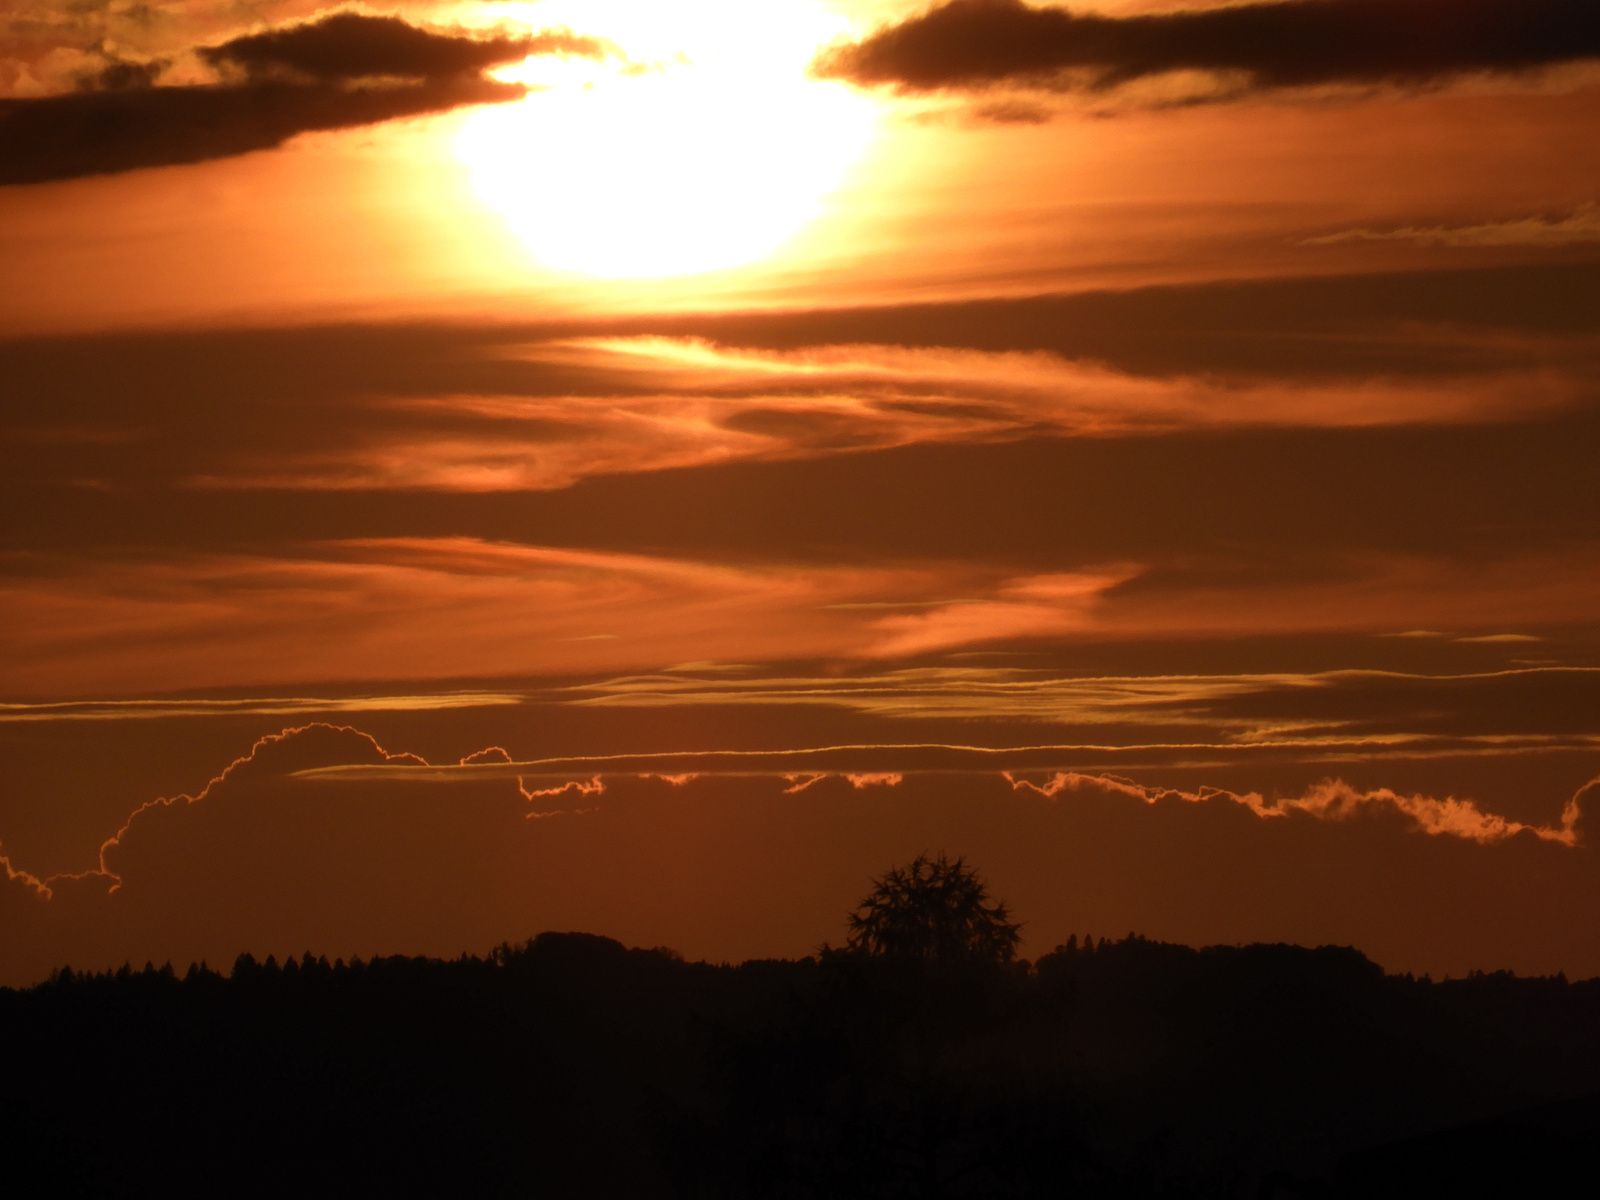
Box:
2, 932, 1597, 1198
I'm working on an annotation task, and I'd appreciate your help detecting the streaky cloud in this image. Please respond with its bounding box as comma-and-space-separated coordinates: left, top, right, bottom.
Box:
179, 336, 1584, 493
1304, 203, 1600, 248
0, 691, 523, 723
813, 0, 1600, 101
1005, 770, 1589, 846
0, 75, 524, 186
0, 13, 608, 185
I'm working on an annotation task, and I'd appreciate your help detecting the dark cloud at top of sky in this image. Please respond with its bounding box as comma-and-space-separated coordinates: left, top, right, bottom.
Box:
0, 74, 524, 187
0, 13, 600, 186
200, 13, 609, 84
811, 0, 1600, 95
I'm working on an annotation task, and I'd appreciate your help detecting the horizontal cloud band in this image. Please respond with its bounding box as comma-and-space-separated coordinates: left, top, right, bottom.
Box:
293, 736, 1591, 847
0, 14, 610, 186
0, 76, 523, 187
200, 13, 609, 84
812, 0, 1600, 95
5, 725, 1595, 987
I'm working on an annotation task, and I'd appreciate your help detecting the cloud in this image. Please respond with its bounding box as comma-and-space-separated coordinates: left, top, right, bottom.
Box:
866, 569, 1140, 656
845, 772, 903, 788
8, 264, 1598, 500
0, 537, 992, 694
563, 663, 1600, 751
517, 775, 605, 802
3, 723, 1597, 987
1004, 770, 1585, 846
2, 847, 49, 898
0, 13, 606, 185
0, 691, 522, 722
1304, 204, 1600, 248
812, 0, 1600, 101
200, 13, 608, 84
160, 741, 1600, 859
86, 723, 426, 890
159, 336, 1585, 492
0, 74, 526, 186
8, 537, 1600, 696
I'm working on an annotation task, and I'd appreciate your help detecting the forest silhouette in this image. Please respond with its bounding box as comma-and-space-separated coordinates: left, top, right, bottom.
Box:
2, 857, 1597, 1198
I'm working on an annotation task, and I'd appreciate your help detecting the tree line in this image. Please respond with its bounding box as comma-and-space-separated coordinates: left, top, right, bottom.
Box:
2, 855, 1596, 1197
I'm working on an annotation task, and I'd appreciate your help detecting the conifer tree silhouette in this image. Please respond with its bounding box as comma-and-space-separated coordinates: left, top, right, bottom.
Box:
845, 853, 1022, 965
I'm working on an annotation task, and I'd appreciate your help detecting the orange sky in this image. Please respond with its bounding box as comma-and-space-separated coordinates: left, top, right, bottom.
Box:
4, 0, 1600, 985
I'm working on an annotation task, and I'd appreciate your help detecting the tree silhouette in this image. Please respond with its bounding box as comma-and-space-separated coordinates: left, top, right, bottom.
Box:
845, 853, 1022, 965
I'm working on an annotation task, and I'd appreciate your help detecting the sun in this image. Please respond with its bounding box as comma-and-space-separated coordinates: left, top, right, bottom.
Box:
454, 0, 878, 279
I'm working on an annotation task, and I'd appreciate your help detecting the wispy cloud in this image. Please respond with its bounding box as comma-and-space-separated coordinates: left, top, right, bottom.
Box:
1005, 771, 1586, 846
179, 336, 1583, 493
1303, 204, 1600, 248
6, 539, 1599, 694
0, 538, 1003, 693
563, 662, 1600, 757
0, 691, 522, 723
864, 570, 1141, 656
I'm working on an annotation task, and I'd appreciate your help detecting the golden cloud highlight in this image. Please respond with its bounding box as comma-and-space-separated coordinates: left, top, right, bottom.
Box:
6, 537, 1600, 704
1004, 771, 1589, 847
186, 336, 1579, 493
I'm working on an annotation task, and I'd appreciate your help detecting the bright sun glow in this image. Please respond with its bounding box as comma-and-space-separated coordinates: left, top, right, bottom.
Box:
455, 0, 878, 279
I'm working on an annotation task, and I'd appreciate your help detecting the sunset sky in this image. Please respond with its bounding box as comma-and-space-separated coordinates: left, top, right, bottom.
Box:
4, 0, 1600, 987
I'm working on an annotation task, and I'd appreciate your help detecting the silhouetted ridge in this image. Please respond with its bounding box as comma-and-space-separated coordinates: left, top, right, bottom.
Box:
5, 932, 1598, 1197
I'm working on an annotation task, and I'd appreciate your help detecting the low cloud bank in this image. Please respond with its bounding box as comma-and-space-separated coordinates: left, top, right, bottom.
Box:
813, 0, 1600, 101
4, 723, 1596, 988
0, 13, 607, 185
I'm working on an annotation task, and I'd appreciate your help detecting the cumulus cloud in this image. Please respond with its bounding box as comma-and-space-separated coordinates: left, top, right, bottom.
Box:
0, 13, 606, 185
845, 772, 904, 788
3, 723, 1597, 988
812, 0, 1600, 102
1004, 770, 1587, 846
85, 723, 426, 893
2, 847, 49, 898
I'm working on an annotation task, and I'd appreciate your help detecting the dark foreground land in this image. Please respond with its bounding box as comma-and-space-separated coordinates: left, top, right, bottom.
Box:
4, 934, 1599, 1198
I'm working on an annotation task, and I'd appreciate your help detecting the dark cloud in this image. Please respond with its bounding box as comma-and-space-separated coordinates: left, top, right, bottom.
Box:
0, 75, 523, 187
0, 13, 604, 186
199, 13, 608, 84
811, 0, 1600, 96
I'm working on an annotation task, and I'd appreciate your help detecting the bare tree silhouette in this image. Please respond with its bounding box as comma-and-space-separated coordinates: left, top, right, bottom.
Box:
845, 853, 1022, 965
